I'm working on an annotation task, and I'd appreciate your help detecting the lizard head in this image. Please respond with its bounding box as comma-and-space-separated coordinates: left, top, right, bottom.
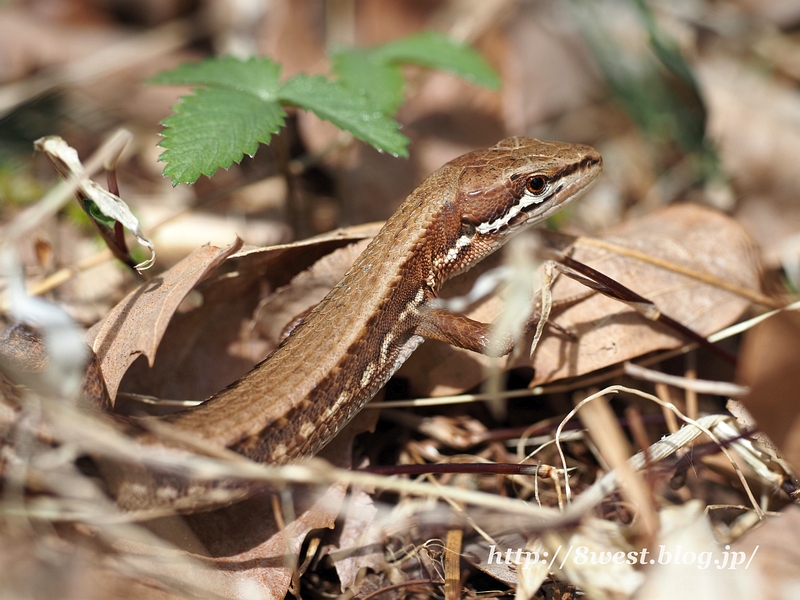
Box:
424, 137, 602, 281
454, 137, 602, 238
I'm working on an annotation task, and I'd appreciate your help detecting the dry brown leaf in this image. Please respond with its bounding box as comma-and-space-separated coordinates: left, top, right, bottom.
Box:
86, 240, 243, 400
110, 227, 378, 406
731, 505, 800, 597
463, 533, 527, 586
529, 203, 760, 385
106, 484, 348, 600
405, 204, 760, 396
255, 239, 372, 345
739, 310, 800, 471
321, 487, 385, 594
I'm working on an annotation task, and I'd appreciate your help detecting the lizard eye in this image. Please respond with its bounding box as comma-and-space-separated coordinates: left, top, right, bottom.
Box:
526, 176, 547, 195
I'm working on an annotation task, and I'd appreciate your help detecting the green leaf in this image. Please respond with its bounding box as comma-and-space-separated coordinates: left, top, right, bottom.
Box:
84, 198, 117, 227
159, 87, 286, 184
149, 37, 498, 182
372, 31, 499, 89
151, 56, 286, 183
331, 49, 405, 116
149, 56, 281, 102
279, 74, 408, 157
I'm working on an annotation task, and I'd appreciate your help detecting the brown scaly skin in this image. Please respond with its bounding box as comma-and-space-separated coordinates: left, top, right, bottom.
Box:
162, 138, 602, 467
3, 139, 600, 510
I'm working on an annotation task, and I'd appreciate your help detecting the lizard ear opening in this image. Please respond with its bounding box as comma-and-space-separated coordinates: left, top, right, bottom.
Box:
459, 222, 476, 237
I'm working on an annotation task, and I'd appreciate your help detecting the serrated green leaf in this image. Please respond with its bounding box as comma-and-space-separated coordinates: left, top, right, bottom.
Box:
372, 31, 499, 89
158, 87, 286, 184
279, 74, 408, 157
331, 49, 405, 116
149, 36, 499, 181
149, 56, 281, 102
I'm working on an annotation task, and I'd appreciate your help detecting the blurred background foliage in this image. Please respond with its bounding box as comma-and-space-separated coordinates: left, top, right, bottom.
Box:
0, 0, 798, 315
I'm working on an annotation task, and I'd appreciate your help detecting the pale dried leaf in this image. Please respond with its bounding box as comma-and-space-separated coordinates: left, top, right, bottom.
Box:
515, 539, 550, 600
634, 502, 760, 599
556, 520, 644, 597
35, 135, 156, 270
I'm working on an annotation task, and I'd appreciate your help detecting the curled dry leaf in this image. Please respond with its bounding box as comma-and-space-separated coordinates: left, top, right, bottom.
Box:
86, 240, 243, 400
404, 204, 762, 396
109, 225, 379, 406
35, 135, 156, 271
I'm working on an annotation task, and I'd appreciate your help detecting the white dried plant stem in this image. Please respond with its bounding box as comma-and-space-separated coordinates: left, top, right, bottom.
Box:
529, 259, 555, 361
554, 385, 765, 518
